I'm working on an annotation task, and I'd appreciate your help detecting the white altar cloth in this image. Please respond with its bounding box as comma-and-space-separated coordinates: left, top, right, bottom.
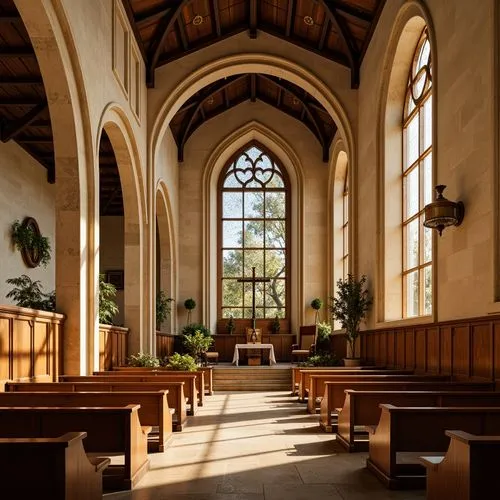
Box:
232, 343, 277, 366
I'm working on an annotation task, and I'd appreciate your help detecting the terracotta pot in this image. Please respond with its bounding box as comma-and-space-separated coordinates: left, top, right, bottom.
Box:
343, 358, 362, 367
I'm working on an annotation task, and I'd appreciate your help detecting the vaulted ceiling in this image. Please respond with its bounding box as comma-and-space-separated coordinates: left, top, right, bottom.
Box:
122, 0, 387, 89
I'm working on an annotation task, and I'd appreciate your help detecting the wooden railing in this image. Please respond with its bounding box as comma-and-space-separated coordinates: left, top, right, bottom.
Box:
98, 324, 128, 370
359, 314, 500, 385
0, 304, 64, 388
156, 332, 177, 359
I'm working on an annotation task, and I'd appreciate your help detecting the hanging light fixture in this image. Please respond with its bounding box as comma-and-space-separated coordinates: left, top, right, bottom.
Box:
423, 185, 465, 236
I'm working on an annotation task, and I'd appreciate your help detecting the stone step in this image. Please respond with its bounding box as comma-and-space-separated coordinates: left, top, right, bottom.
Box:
213, 367, 292, 391
214, 382, 291, 391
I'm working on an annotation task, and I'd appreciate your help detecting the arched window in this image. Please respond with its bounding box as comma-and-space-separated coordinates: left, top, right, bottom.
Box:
218, 142, 290, 319
342, 172, 349, 279
402, 28, 433, 317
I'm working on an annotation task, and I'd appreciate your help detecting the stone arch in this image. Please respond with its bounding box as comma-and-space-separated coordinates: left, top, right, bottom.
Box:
14, 0, 95, 374
97, 104, 148, 354
328, 139, 349, 295
201, 120, 305, 333
376, 0, 436, 323
155, 182, 177, 335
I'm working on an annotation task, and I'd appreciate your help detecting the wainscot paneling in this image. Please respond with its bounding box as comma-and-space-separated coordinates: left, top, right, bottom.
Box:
98, 324, 128, 370
156, 332, 176, 359
360, 314, 500, 385
0, 304, 64, 390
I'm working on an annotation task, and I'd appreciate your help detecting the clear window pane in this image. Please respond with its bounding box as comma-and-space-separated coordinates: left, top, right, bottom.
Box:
223, 250, 242, 277
405, 218, 419, 269
265, 279, 285, 308
423, 95, 432, 151
244, 191, 264, 218
405, 167, 419, 219
423, 225, 432, 263
223, 221, 242, 248
244, 250, 264, 276
423, 265, 432, 315
266, 250, 286, 277
423, 153, 433, 206
244, 282, 264, 308
223, 192, 242, 218
223, 280, 242, 308
223, 173, 240, 188
405, 114, 419, 168
265, 220, 285, 248
267, 172, 284, 188
244, 221, 264, 248
265, 192, 285, 218
406, 271, 419, 317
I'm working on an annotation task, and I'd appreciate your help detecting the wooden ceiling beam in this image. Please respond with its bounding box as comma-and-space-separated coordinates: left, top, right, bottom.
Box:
327, 0, 374, 23
285, 0, 296, 37
0, 76, 44, 87
0, 97, 47, 106
177, 18, 189, 51
320, 0, 361, 88
0, 47, 36, 58
276, 87, 282, 108
17, 137, 53, 144
0, 101, 48, 142
134, 4, 169, 25
178, 74, 247, 161
0, 14, 22, 23
146, 0, 190, 87
249, 0, 257, 39
318, 19, 329, 51
210, 0, 222, 37
224, 87, 230, 108
250, 74, 256, 102
120, 0, 147, 62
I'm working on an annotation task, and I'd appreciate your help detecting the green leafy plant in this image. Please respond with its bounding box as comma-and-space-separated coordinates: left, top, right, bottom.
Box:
181, 323, 211, 337
99, 274, 119, 325
271, 314, 280, 334
184, 298, 196, 324
5, 275, 55, 311
127, 352, 160, 368
299, 352, 340, 367
11, 218, 51, 268
163, 352, 198, 371
156, 291, 174, 330
316, 321, 332, 343
329, 274, 372, 359
310, 297, 323, 324
226, 315, 235, 334
183, 330, 214, 365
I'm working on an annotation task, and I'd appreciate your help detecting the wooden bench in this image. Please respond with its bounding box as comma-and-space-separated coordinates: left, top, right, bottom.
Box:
0, 431, 109, 499
297, 368, 414, 402
6, 381, 188, 431
62, 373, 199, 416
366, 404, 500, 489
0, 405, 150, 491
420, 430, 500, 500
336, 390, 500, 452
319, 380, 495, 434
291, 366, 381, 396
306, 373, 450, 413
0, 390, 173, 452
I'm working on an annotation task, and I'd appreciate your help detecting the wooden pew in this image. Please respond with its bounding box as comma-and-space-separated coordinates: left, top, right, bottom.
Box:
6, 381, 188, 431
336, 390, 500, 452
113, 366, 214, 396
0, 390, 173, 452
0, 432, 109, 499
306, 373, 450, 413
297, 369, 414, 402
319, 380, 495, 434
61, 373, 198, 416
366, 404, 500, 489
420, 430, 500, 500
0, 405, 150, 491
291, 366, 381, 396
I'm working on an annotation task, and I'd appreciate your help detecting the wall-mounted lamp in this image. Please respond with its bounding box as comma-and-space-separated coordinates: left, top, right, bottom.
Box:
423, 185, 464, 236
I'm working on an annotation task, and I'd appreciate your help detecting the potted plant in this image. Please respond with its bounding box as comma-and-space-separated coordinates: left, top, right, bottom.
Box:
11, 217, 51, 268
5, 274, 55, 311
271, 314, 280, 334
310, 297, 323, 324
184, 297, 196, 324
99, 274, 119, 325
127, 352, 160, 368
182, 330, 214, 366
162, 352, 198, 371
328, 274, 372, 367
226, 315, 235, 334
156, 291, 174, 331
316, 321, 332, 354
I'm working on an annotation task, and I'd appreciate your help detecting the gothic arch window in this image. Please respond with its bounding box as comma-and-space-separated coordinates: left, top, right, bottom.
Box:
218, 142, 290, 319
402, 28, 433, 317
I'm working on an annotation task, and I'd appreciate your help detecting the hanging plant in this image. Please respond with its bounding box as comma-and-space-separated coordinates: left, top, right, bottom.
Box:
11, 217, 51, 268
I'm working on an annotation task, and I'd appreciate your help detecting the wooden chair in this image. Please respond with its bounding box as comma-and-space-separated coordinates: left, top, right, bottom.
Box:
291, 325, 316, 363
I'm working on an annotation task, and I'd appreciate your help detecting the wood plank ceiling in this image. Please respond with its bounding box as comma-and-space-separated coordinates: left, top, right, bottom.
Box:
123, 0, 387, 89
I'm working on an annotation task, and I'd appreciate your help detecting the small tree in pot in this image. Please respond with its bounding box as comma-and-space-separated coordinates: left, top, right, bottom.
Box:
328, 274, 372, 367
310, 298, 323, 324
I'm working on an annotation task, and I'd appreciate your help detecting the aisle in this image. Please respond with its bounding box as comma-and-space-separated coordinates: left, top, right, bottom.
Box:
105, 391, 424, 499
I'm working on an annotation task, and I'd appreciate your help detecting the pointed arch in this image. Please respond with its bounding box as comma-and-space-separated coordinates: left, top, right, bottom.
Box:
202, 121, 305, 333
376, 0, 437, 324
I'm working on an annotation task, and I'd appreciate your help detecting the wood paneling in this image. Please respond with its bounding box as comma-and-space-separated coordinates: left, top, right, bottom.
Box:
360, 314, 500, 386
98, 324, 129, 370
0, 305, 63, 388
156, 332, 176, 358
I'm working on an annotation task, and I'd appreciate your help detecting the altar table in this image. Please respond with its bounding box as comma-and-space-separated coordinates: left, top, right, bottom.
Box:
232, 344, 277, 366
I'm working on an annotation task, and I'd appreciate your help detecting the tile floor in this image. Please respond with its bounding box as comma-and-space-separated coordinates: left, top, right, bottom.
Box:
104, 391, 426, 500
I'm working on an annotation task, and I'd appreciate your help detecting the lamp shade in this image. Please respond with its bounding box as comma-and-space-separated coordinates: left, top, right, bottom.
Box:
423, 185, 464, 236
